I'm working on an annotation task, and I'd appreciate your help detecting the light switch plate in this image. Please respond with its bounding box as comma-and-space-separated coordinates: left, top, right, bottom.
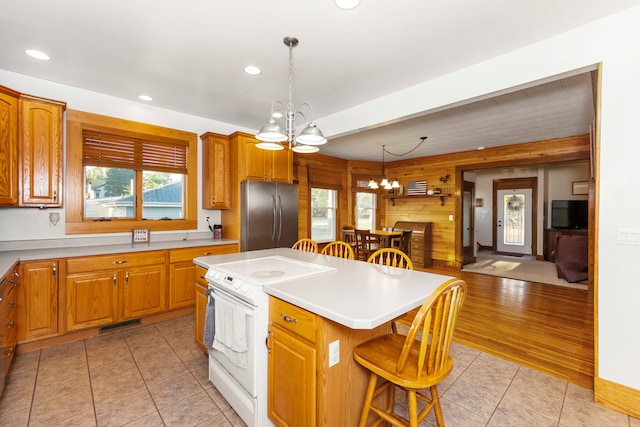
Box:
132, 228, 150, 243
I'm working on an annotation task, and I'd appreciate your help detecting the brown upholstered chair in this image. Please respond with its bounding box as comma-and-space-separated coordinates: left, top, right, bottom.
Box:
353, 278, 467, 427
292, 238, 318, 253
320, 240, 355, 260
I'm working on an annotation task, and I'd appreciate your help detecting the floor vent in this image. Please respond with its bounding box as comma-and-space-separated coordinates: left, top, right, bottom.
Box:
99, 318, 141, 334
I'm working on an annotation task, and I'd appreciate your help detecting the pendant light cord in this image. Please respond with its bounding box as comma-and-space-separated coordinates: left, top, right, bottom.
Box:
383, 136, 428, 158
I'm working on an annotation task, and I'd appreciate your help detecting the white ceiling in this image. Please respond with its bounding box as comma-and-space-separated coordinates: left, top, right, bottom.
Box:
1, 1, 637, 161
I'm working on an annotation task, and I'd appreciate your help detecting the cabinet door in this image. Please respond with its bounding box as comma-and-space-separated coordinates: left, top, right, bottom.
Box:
66, 271, 118, 332
269, 148, 293, 183
268, 324, 316, 427
195, 280, 208, 355
19, 96, 65, 207
169, 262, 197, 309
242, 137, 269, 181
18, 260, 59, 341
0, 88, 19, 206
122, 264, 166, 319
201, 132, 230, 209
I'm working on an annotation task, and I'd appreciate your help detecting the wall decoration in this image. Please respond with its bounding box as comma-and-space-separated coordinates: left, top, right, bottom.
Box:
572, 181, 588, 195
475, 198, 483, 207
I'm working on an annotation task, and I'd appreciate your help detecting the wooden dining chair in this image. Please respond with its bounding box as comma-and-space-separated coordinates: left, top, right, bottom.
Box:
367, 248, 413, 333
341, 226, 357, 250
320, 240, 355, 259
367, 248, 413, 270
292, 238, 318, 253
353, 278, 467, 427
354, 229, 379, 261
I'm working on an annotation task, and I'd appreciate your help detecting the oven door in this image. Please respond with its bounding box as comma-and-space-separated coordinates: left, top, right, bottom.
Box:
208, 286, 258, 397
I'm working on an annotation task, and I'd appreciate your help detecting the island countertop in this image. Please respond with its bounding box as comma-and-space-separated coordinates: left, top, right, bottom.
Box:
194, 247, 454, 329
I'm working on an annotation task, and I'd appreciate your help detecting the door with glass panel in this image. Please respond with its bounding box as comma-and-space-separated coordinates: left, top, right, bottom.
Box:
496, 188, 532, 255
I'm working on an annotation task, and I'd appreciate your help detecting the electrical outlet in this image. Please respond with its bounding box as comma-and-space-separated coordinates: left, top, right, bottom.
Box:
329, 340, 340, 367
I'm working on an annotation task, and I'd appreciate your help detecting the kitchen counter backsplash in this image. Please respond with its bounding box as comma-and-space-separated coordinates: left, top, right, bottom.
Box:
0, 231, 237, 274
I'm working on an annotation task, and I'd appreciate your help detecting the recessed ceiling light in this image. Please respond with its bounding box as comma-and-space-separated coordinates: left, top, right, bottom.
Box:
25, 49, 50, 60
335, 0, 360, 10
477, 146, 486, 150
138, 95, 154, 102
244, 65, 261, 75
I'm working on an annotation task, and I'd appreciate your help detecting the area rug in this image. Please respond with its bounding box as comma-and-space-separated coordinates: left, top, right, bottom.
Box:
463, 252, 588, 290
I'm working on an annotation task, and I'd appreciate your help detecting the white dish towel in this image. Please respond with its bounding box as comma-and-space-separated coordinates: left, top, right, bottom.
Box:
212, 296, 249, 369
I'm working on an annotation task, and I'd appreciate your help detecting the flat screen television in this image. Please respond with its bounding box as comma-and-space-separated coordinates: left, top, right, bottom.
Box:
551, 200, 588, 229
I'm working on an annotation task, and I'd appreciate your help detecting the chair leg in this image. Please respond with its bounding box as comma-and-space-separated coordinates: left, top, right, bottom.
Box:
430, 385, 445, 426
407, 389, 419, 427
359, 372, 378, 427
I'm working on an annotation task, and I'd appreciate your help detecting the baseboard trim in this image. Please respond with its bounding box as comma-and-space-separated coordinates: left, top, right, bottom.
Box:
16, 307, 194, 354
594, 376, 640, 418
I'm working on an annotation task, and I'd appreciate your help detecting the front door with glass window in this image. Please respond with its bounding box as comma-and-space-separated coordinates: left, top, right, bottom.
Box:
496, 188, 532, 255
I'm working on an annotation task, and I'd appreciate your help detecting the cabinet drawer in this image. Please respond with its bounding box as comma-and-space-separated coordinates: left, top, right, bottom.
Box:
270, 297, 317, 344
169, 244, 237, 263
66, 251, 166, 274
195, 265, 208, 286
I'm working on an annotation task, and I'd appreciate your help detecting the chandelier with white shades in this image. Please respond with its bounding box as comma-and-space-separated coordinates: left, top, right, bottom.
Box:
255, 37, 327, 154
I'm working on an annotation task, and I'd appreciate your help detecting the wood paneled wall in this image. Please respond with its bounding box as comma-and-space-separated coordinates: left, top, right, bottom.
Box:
295, 134, 590, 266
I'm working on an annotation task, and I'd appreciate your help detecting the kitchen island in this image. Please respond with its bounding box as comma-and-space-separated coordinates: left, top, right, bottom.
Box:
195, 247, 454, 426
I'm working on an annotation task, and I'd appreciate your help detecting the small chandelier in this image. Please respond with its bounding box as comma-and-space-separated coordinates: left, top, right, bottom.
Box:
255, 37, 327, 153
368, 145, 400, 190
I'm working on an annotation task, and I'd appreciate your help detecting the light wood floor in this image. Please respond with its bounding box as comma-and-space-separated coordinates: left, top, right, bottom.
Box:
421, 265, 594, 389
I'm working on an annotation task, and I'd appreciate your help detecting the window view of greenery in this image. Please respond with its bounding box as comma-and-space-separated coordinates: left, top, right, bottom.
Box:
355, 192, 376, 229
311, 188, 337, 243
84, 166, 184, 219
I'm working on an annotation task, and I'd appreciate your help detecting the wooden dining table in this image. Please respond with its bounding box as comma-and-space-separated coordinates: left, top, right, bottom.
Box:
371, 229, 402, 248
342, 229, 401, 249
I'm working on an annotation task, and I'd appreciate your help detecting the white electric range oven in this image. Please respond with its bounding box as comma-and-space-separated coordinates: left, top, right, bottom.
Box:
203, 255, 335, 427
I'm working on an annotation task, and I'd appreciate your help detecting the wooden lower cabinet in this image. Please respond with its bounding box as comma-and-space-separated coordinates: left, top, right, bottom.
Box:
168, 244, 237, 310
268, 297, 391, 427
18, 260, 58, 341
65, 251, 166, 332
1, 264, 19, 378
268, 298, 317, 427
195, 272, 209, 355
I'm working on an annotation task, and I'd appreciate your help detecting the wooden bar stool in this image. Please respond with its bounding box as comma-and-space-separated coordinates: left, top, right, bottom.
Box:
353, 279, 467, 427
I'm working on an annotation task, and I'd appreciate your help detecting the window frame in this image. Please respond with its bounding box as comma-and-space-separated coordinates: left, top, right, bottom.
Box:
65, 110, 197, 234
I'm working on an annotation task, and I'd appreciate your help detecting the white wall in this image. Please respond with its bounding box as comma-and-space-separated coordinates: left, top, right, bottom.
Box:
318, 6, 640, 392
0, 70, 253, 247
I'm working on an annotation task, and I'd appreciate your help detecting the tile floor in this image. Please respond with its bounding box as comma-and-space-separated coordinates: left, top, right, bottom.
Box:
0, 314, 636, 427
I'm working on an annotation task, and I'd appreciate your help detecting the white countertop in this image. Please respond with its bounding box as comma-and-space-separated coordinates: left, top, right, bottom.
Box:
194, 247, 455, 330
0, 238, 238, 275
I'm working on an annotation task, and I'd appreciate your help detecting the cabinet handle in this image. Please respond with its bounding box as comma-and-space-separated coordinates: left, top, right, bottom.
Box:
266, 330, 272, 353
280, 313, 297, 323
8, 300, 15, 308
211, 197, 215, 205
53, 190, 57, 202
113, 260, 128, 265
125, 271, 129, 283
113, 273, 117, 287
5, 347, 14, 356
52, 262, 56, 277
202, 252, 211, 256
7, 321, 15, 329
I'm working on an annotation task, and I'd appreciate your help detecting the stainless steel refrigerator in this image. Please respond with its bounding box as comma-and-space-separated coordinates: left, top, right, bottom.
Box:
241, 181, 299, 251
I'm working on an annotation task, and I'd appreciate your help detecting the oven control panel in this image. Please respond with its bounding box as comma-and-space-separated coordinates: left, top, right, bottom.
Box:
205, 268, 258, 304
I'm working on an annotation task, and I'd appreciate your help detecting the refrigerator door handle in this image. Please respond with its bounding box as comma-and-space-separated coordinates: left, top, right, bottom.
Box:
277, 195, 283, 240
271, 195, 277, 241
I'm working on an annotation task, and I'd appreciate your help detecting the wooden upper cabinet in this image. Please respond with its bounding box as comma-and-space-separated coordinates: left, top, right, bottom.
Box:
0, 87, 19, 206
235, 132, 292, 183
19, 95, 66, 207
200, 132, 230, 209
